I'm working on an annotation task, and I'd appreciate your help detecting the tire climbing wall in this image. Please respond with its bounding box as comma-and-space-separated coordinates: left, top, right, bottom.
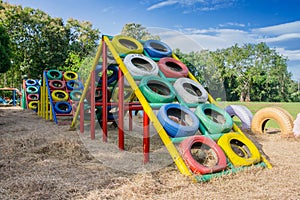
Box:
71, 34, 272, 182
40, 70, 84, 125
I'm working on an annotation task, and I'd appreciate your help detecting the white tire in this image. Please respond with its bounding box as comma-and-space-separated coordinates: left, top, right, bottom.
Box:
123, 54, 159, 86
225, 105, 253, 130
173, 77, 208, 103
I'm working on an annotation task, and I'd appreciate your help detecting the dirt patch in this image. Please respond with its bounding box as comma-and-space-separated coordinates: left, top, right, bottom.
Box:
1, 107, 300, 199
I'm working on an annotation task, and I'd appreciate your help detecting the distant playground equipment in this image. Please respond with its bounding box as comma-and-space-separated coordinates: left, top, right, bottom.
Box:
0, 87, 22, 107
66, 34, 273, 182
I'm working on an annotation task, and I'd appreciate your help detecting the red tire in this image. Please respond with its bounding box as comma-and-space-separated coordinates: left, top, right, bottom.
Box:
49, 80, 66, 90
27, 94, 39, 101
179, 135, 227, 174
158, 57, 188, 78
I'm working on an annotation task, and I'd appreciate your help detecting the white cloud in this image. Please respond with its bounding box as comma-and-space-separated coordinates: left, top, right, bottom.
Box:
148, 21, 300, 78
147, 0, 178, 11
253, 21, 300, 35
146, 0, 234, 12
256, 33, 300, 43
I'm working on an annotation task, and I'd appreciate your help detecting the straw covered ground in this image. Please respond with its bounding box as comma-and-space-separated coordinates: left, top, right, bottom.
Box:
1, 106, 300, 200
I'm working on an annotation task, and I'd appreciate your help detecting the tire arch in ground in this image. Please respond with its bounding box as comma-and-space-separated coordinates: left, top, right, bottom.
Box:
251, 107, 294, 138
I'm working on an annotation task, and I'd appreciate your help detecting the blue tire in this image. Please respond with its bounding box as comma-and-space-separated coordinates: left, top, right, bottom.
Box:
66, 80, 84, 90
25, 79, 38, 86
96, 65, 118, 86
143, 40, 172, 58
54, 102, 72, 114
157, 103, 199, 138
26, 86, 39, 94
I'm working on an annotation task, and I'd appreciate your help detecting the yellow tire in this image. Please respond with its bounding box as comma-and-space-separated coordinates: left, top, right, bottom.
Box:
63, 71, 78, 81
111, 35, 143, 54
28, 101, 38, 110
111, 87, 135, 102
251, 107, 294, 138
217, 132, 261, 167
51, 90, 69, 102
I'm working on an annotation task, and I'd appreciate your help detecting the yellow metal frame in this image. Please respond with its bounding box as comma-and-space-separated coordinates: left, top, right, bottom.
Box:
38, 72, 53, 121
70, 35, 271, 180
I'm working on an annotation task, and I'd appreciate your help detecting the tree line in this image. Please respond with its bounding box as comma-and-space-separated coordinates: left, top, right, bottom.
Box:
0, 2, 299, 102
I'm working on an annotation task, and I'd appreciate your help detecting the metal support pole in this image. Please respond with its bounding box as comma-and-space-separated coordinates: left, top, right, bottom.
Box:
90, 69, 96, 140
143, 112, 150, 164
118, 69, 124, 150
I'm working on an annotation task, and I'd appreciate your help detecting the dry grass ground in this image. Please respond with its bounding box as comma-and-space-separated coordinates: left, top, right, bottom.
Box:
1, 107, 300, 200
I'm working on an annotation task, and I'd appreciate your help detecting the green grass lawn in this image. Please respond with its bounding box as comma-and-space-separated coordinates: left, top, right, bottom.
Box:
218, 101, 300, 128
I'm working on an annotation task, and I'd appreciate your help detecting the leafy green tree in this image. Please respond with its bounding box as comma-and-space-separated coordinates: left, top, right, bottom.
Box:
121, 23, 159, 40
0, 23, 11, 73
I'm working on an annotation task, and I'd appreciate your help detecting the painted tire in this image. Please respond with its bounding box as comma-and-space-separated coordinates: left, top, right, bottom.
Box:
124, 53, 159, 77
179, 135, 227, 174
143, 40, 172, 58
66, 80, 84, 91
195, 104, 233, 134
157, 103, 199, 138
63, 71, 78, 81
293, 113, 300, 138
111, 35, 143, 54
49, 80, 66, 90
217, 133, 261, 167
251, 107, 294, 138
225, 105, 253, 130
139, 75, 175, 103
47, 69, 62, 80
28, 100, 38, 110
158, 57, 189, 78
26, 86, 39, 94
174, 78, 208, 104
25, 79, 38, 86
51, 90, 69, 102
70, 90, 82, 101
111, 87, 134, 102
54, 101, 72, 114
27, 94, 39, 101
96, 65, 119, 86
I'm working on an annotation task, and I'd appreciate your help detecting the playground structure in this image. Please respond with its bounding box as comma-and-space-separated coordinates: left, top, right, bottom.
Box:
0, 87, 22, 106
37, 70, 84, 125
51, 34, 272, 182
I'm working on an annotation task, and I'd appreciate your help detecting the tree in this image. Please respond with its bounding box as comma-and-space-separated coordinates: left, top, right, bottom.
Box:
121, 23, 159, 40
0, 23, 11, 73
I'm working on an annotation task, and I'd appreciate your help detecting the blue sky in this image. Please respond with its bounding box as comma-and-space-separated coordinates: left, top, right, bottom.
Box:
5, 0, 300, 80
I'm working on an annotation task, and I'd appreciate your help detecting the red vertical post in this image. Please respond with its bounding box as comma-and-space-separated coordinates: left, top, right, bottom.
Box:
118, 69, 124, 150
102, 39, 108, 142
143, 112, 150, 164
80, 101, 84, 134
90, 69, 96, 140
